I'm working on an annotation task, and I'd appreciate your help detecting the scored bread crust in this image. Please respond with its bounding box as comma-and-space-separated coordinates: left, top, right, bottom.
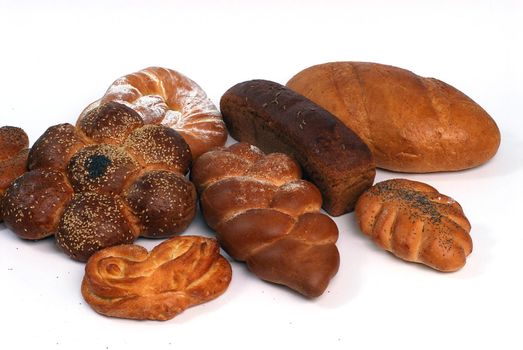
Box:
287, 62, 501, 172
82, 236, 232, 321
191, 142, 340, 298
355, 179, 472, 271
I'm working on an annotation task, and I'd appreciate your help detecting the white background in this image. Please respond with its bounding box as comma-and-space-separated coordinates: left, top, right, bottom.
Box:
1, 1, 522, 349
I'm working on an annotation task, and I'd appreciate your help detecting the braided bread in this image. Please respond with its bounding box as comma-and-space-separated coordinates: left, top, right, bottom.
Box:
191, 143, 340, 298
0, 126, 29, 220
82, 236, 232, 321
220, 79, 376, 216
77, 67, 227, 159
355, 179, 472, 271
2, 102, 196, 261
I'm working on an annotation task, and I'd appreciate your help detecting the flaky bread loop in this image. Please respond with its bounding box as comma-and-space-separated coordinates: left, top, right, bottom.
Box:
78, 67, 227, 159
192, 143, 340, 298
355, 179, 472, 271
82, 236, 232, 321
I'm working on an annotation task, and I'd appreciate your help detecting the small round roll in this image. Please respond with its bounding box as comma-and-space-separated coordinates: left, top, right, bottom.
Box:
2, 169, 74, 239
124, 170, 197, 238
77, 101, 144, 144
28, 123, 87, 171
124, 124, 191, 174
56, 192, 138, 262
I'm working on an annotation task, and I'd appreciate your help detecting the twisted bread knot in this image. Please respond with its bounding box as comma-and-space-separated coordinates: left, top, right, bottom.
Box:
192, 143, 340, 298
2, 102, 196, 261
77, 67, 227, 159
82, 236, 232, 321
0, 126, 29, 220
355, 179, 473, 271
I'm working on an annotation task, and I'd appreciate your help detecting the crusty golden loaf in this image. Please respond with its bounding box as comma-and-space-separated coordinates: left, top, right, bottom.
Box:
287, 62, 501, 172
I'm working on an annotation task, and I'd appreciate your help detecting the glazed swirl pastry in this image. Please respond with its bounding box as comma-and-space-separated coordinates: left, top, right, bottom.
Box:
191, 143, 340, 298
355, 179, 473, 271
2, 102, 196, 261
0, 126, 29, 221
82, 236, 232, 321
78, 67, 227, 159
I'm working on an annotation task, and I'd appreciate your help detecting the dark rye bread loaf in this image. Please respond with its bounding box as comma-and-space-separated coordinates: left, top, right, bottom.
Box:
220, 80, 375, 216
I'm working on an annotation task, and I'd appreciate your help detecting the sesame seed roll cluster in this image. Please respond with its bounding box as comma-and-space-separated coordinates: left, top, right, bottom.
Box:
1, 102, 197, 261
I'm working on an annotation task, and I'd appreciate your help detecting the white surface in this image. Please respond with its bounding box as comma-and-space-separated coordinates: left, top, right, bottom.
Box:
1, 1, 522, 349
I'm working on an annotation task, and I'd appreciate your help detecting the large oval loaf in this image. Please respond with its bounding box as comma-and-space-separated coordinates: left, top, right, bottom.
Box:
220, 80, 375, 216
287, 62, 501, 173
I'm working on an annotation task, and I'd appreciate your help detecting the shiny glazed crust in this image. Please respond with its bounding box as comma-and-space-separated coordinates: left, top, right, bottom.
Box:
2, 102, 196, 261
355, 179, 472, 271
82, 236, 232, 321
191, 142, 340, 298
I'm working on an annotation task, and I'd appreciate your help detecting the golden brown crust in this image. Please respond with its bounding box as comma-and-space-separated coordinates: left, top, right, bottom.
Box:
220, 79, 375, 216
0, 127, 29, 220
81, 236, 232, 321
355, 179, 472, 271
192, 142, 340, 298
287, 62, 501, 172
77, 67, 228, 159
2, 102, 196, 261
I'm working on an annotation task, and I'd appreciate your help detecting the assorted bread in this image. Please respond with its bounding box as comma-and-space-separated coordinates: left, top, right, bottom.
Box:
191, 142, 340, 298
1, 62, 498, 319
82, 236, 232, 320
220, 79, 376, 216
355, 179, 472, 271
0, 126, 29, 220
287, 62, 501, 172
2, 101, 196, 261
77, 67, 228, 159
